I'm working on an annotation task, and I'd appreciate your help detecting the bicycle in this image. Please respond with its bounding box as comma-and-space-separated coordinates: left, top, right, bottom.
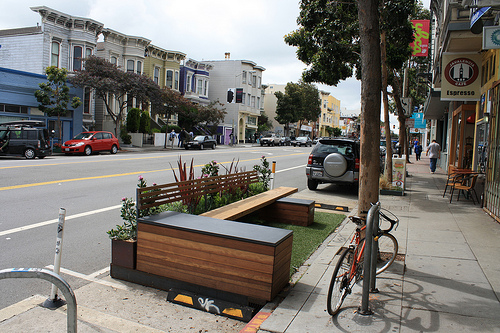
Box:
326, 208, 399, 316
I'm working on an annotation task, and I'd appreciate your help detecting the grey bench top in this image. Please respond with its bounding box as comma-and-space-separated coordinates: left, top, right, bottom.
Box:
138, 211, 293, 247
276, 197, 315, 205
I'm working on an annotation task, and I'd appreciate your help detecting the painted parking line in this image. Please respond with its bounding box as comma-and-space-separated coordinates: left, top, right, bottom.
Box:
45, 265, 127, 291
0, 204, 122, 237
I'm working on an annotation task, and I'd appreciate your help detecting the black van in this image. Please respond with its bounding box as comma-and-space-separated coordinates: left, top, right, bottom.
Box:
0, 120, 52, 159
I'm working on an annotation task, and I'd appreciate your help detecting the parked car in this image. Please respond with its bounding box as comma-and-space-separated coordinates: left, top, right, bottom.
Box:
292, 136, 313, 147
280, 136, 291, 146
185, 135, 216, 150
260, 134, 281, 146
306, 138, 360, 190
0, 120, 52, 159
62, 131, 119, 155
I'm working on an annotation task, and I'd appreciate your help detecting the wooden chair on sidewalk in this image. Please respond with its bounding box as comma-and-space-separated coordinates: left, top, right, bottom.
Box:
443, 166, 463, 197
449, 174, 479, 204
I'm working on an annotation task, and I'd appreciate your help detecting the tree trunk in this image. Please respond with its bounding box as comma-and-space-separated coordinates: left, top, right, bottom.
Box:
392, 75, 407, 158
381, 31, 393, 183
357, 0, 381, 216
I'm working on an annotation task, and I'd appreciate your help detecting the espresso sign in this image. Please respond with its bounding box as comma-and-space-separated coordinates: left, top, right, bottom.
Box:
441, 53, 481, 101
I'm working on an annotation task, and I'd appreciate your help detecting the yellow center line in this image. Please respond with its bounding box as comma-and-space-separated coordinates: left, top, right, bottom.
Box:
0, 152, 308, 191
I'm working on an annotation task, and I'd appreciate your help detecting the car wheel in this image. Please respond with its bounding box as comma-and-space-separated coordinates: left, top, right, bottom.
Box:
84, 146, 92, 156
307, 179, 319, 191
212, 143, 216, 149
323, 153, 348, 177
24, 148, 36, 159
110, 145, 118, 154
260, 143, 264, 146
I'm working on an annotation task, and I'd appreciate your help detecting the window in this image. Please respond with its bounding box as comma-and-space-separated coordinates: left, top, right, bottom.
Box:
51, 41, 60, 67
242, 71, 247, 84
166, 70, 173, 89
204, 81, 208, 96
252, 75, 256, 87
257, 97, 260, 109
251, 96, 256, 108
127, 60, 134, 73
136, 61, 142, 74
86, 48, 92, 58
110, 56, 117, 65
197, 79, 203, 94
83, 87, 91, 114
258, 77, 261, 89
154, 67, 160, 84
241, 93, 245, 104
174, 71, 179, 90
187, 75, 191, 92
73, 46, 83, 71
247, 94, 251, 106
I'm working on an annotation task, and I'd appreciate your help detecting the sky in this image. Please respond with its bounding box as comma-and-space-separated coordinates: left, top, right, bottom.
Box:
1, 0, 431, 119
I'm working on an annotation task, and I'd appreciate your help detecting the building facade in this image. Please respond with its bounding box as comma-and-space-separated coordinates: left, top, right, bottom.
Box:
424, 0, 500, 221
206, 58, 265, 144
0, 6, 101, 141
180, 58, 212, 106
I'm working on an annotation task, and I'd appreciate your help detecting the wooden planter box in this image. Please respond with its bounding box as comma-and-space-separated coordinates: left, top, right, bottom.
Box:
111, 239, 137, 270
136, 211, 293, 303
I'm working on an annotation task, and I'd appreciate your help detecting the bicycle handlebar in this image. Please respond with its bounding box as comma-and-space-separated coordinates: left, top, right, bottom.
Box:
348, 207, 399, 233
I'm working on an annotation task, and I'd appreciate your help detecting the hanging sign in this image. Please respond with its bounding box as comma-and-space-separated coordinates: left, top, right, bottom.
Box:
441, 53, 481, 101
410, 20, 430, 57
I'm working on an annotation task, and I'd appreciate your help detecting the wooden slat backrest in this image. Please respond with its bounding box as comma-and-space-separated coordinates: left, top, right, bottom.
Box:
136, 170, 259, 211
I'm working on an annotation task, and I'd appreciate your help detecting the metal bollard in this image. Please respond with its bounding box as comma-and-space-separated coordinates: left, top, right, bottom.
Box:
0, 268, 77, 333
359, 202, 380, 315
270, 161, 276, 189
44, 208, 66, 308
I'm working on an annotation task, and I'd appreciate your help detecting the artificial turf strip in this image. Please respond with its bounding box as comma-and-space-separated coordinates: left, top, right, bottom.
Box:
264, 211, 345, 276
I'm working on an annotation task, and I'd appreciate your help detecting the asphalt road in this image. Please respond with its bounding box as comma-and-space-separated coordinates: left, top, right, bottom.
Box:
0, 145, 313, 309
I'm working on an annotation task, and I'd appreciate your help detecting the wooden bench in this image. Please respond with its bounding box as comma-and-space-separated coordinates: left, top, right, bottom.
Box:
255, 197, 315, 226
200, 186, 298, 220
136, 211, 293, 303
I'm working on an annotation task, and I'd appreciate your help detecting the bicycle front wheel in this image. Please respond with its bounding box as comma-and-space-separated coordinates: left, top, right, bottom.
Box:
327, 247, 356, 316
376, 232, 398, 274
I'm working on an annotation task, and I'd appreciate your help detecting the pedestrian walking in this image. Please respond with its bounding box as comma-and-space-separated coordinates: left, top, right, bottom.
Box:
415, 144, 422, 161
426, 139, 441, 173
178, 128, 187, 148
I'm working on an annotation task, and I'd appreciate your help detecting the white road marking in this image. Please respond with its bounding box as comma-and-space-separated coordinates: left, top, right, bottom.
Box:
0, 204, 122, 237
45, 265, 127, 290
275, 164, 307, 173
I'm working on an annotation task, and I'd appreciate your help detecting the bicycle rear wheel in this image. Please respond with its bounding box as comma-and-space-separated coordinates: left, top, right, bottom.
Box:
327, 247, 356, 316
375, 232, 398, 274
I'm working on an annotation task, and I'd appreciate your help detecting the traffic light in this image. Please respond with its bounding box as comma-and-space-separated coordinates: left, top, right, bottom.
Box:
235, 88, 243, 103
227, 89, 235, 103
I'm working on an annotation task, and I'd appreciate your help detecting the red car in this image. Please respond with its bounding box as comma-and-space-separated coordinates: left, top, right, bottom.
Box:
62, 131, 119, 155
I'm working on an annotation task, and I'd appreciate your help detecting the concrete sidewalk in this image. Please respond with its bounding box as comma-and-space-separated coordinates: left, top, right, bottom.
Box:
258, 156, 500, 332
1, 155, 499, 332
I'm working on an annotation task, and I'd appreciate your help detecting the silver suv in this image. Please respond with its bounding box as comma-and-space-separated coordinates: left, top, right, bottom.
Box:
305, 138, 360, 190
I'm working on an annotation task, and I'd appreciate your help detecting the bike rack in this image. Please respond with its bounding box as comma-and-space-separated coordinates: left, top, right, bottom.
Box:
0, 268, 77, 333
359, 202, 380, 315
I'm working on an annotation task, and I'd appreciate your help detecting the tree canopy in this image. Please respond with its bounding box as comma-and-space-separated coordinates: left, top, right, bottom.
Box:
274, 81, 321, 135
70, 56, 160, 137
35, 66, 81, 142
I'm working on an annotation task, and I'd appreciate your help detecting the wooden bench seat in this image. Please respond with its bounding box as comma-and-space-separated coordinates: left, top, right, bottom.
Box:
136, 211, 293, 302
200, 186, 298, 221
256, 197, 315, 226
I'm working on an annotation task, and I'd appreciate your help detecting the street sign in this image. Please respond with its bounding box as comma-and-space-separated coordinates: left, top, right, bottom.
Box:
405, 118, 415, 128
401, 98, 412, 116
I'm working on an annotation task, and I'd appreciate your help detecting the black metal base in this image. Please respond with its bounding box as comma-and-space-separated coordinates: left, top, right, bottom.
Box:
42, 296, 66, 309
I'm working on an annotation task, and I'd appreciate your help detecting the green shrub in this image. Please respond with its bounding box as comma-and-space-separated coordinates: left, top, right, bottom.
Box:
126, 108, 141, 133
139, 110, 151, 134
120, 127, 132, 144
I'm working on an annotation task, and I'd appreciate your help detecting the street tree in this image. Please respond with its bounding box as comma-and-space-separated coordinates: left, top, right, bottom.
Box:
34, 66, 82, 143
258, 112, 273, 133
274, 81, 321, 136
70, 56, 160, 138
285, 0, 417, 214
